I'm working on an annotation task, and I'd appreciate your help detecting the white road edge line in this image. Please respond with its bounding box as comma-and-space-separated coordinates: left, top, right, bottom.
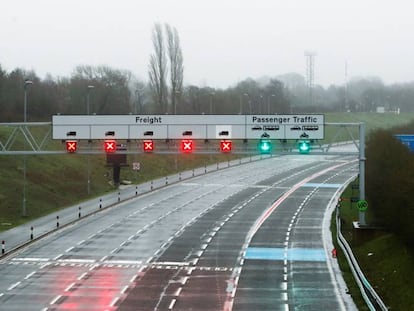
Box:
50, 295, 62, 305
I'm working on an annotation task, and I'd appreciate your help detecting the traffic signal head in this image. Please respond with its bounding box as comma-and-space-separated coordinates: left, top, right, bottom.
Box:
143, 140, 154, 153
104, 139, 117, 153
298, 140, 311, 154
65, 140, 78, 153
258, 139, 272, 154
220, 140, 232, 153
180, 139, 194, 153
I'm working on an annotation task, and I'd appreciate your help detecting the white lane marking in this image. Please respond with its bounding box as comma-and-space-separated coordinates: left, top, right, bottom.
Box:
105, 260, 142, 265
12, 257, 49, 262
168, 298, 177, 309
174, 287, 182, 296
181, 276, 189, 285
65, 283, 76, 292
65, 246, 74, 252
50, 295, 62, 305
77, 272, 87, 280
24, 271, 36, 280
121, 285, 129, 294
53, 254, 63, 260
8, 282, 21, 291
58, 259, 95, 264
110, 297, 119, 307
77, 240, 85, 245
0, 293, 4, 297
110, 248, 119, 254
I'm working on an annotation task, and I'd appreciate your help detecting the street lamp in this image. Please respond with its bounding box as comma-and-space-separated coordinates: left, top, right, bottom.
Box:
86, 85, 94, 195
23, 79, 33, 217
86, 85, 95, 115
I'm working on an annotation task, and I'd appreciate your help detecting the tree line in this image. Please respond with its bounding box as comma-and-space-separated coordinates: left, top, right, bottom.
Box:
2, 22, 414, 122
366, 123, 414, 247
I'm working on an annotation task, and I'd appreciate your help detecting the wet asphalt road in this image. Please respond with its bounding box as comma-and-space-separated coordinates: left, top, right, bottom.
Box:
0, 154, 357, 310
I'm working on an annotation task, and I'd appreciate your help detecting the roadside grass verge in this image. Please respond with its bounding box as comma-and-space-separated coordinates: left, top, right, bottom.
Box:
333, 180, 414, 310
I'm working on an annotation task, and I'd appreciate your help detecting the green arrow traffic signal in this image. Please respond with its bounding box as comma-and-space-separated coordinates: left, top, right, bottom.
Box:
298, 140, 311, 154
258, 139, 272, 154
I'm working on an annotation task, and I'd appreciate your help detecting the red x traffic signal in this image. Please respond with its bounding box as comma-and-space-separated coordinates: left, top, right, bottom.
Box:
220, 140, 232, 153
65, 140, 78, 153
180, 139, 194, 153
104, 140, 117, 153
143, 139, 154, 152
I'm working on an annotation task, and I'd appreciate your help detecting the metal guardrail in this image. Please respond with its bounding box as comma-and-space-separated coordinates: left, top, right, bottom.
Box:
336, 207, 388, 311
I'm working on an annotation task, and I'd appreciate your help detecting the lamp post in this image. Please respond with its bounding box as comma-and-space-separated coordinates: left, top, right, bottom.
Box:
86, 85, 94, 195
86, 85, 94, 115
22, 79, 33, 217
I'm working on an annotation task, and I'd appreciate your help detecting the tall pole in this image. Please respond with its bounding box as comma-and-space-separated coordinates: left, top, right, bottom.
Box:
23, 80, 33, 217
359, 122, 366, 226
86, 85, 94, 195
86, 85, 94, 115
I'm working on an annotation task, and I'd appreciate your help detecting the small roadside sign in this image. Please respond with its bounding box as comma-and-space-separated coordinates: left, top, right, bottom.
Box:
132, 162, 140, 171
357, 200, 368, 211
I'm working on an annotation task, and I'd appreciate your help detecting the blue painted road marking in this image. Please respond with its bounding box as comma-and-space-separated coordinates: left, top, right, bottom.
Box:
245, 247, 326, 262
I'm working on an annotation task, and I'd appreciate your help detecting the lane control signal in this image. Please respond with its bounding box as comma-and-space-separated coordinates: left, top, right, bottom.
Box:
104, 139, 117, 153
143, 139, 154, 152
181, 139, 194, 153
298, 140, 311, 154
220, 140, 232, 153
258, 139, 272, 154
65, 140, 78, 153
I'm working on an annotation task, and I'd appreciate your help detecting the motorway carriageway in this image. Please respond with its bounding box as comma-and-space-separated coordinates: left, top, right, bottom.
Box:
0, 153, 358, 310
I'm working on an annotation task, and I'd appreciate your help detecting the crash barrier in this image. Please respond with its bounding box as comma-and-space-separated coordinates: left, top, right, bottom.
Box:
336, 208, 388, 311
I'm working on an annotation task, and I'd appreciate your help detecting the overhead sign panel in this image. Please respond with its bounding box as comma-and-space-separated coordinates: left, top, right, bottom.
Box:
52, 114, 324, 140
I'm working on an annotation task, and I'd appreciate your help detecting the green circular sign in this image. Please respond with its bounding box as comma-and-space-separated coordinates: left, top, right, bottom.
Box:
357, 200, 368, 211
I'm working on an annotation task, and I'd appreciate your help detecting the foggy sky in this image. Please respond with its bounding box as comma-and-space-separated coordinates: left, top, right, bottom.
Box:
1, 0, 414, 88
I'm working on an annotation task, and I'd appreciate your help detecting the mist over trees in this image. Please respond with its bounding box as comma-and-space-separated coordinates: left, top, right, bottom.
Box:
1, 23, 414, 121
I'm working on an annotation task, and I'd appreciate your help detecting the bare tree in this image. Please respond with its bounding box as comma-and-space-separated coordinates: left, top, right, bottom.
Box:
165, 24, 184, 114
148, 23, 167, 113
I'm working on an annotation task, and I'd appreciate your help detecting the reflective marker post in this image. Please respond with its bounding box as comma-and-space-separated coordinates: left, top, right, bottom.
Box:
2, 240, 5, 254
